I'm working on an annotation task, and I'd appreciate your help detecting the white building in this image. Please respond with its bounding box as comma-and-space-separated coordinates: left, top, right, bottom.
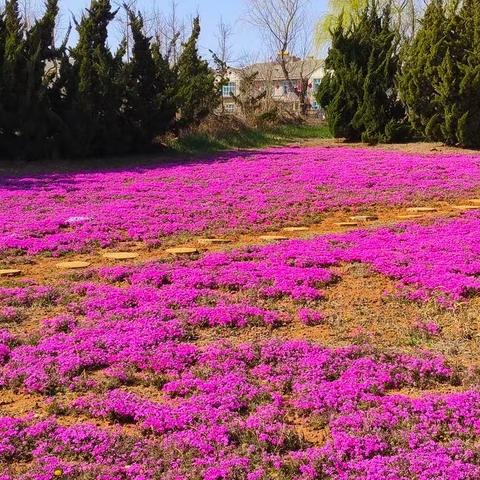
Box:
220, 57, 325, 116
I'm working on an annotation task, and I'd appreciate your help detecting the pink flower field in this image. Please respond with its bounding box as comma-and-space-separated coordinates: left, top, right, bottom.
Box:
2, 146, 480, 255
2, 146, 480, 480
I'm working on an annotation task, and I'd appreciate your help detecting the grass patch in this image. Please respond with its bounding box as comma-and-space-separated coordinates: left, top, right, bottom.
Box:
167, 123, 331, 155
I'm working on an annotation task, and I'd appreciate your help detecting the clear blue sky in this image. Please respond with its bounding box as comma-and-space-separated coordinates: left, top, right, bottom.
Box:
55, 0, 328, 62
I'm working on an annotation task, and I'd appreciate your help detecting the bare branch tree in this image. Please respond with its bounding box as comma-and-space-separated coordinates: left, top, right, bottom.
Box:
246, 0, 320, 115
215, 18, 234, 67
112, 0, 138, 61
151, 0, 186, 64
211, 18, 235, 113
20, 0, 39, 28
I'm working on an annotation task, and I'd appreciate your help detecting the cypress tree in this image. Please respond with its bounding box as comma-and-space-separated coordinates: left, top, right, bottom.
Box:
1, 0, 25, 156
433, 47, 461, 145
456, 0, 480, 147
21, 0, 61, 159
352, 4, 407, 144
151, 41, 177, 134
0, 1, 64, 159
124, 9, 176, 149
400, 0, 480, 147
316, 14, 365, 140
176, 16, 219, 128
399, 0, 453, 141
0, 9, 6, 154
317, 1, 405, 143
67, 0, 125, 157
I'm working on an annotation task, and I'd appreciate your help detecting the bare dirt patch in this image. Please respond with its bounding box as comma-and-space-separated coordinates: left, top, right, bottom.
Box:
300, 137, 480, 155
0, 199, 473, 286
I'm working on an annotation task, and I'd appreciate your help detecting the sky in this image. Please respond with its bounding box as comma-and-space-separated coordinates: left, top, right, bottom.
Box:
51, 0, 328, 63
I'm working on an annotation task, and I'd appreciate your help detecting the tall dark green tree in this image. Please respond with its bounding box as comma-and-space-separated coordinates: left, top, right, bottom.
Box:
352, 4, 407, 143
0, 8, 7, 151
316, 12, 366, 140
176, 16, 219, 128
400, 0, 480, 147
21, 0, 61, 158
456, 0, 480, 147
0, 0, 25, 156
399, 0, 458, 142
317, 2, 405, 143
65, 0, 126, 156
0, 0, 60, 159
123, 8, 176, 149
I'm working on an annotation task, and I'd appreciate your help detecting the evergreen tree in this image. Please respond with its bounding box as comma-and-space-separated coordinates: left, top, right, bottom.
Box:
124, 9, 176, 149
0, 0, 61, 159
317, 1, 405, 142
0, 9, 6, 153
66, 0, 126, 156
151, 40, 177, 133
399, 0, 454, 141
316, 13, 366, 140
0, 0, 25, 156
176, 16, 219, 128
21, 0, 61, 158
400, 0, 480, 147
352, 4, 407, 143
432, 47, 461, 145
456, 0, 480, 147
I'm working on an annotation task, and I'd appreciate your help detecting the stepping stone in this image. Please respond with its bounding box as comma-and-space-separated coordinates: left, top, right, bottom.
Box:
397, 214, 423, 220
349, 215, 378, 222
335, 222, 358, 227
197, 238, 232, 245
0, 269, 22, 277
451, 205, 480, 210
406, 207, 437, 213
102, 252, 139, 260
56, 261, 91, 270
65, 216, 91, 225
259, 235, 289, 241
165, 247, 198, 255
282, 226, 310, 232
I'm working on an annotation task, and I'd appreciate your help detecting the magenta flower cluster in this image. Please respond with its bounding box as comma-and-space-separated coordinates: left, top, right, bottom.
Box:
3, 339, 477, 480
2, 146, 480, 255
1, 229, 480, 477
2, 212, 480, 392
3, 147, 480, 478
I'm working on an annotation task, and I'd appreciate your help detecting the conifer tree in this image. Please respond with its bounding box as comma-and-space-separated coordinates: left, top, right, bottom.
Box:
176, 16, 219, 128
316, 14, 366, 140
456, 0, 480, 147
151, 41, 177, 133
0, 9, 6, 153
317, 1, 405, 142
352, 4, 407, 143
433, 47, 461, 145
399, 0, 452, 140
124, 9, 176, 148
400, 0, 480, 147
1, 0, 25, 156
21, 0, 61, 158
67, 0, 125, 156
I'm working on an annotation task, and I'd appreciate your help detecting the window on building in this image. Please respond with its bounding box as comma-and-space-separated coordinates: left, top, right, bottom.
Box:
313, 78, 321, 90
282, 80, 291, 95
222, 82, 236, 97
312, 100, 320, 110
224, 103, 236, 114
